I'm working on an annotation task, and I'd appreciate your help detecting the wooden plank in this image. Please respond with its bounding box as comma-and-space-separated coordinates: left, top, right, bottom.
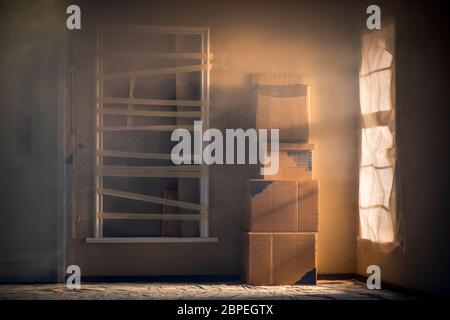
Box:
97, 165, 201, 178
99, 108, 202, 118
100, 25, 208, 35
199, 28, 211, 238
99, 97, 205, 107
98, 172, 200, 178
97, 170, 200, 179
100, 212, 206, 221
162, 190, 181, 237
86, 237, 219, 244
98, 150, 172, 160
98, 188, 206, 212
98, 125, 194, 132
100, 64, 210, 80
95, 25, 104, 238
98, 171, 200, 178
98, 165, 201, 171
101, 51, 213, 60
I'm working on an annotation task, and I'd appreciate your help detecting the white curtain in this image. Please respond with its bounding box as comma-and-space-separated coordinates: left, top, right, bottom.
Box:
358, 23, 398, 246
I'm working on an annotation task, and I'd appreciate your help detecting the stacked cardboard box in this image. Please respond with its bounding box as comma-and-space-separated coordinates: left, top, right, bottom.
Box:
242, 232, 317, 285
242, 180, 318, 285
252, 74, 309, 142
242, 74, 318, 286
244, 180, 318, 233
262, 143, 314, 180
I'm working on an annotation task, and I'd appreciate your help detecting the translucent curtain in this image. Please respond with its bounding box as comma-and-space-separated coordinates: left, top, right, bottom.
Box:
358, 23, 399, 250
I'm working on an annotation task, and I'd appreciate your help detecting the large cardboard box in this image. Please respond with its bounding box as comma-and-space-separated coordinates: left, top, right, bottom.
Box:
245, 179, 318, 232
242, 232, 317, 285
262, 143, 313, 180
254, 84, 310, 142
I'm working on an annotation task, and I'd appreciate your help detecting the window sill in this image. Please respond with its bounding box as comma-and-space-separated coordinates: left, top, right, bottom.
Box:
86, 237, 218, 244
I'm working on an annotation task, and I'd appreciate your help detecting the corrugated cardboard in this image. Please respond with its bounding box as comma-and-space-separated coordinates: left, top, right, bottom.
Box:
263, 150, 312, 180
245, 180, 318, 232
262, 143, 313, 180
298, 180, 319, 232
245, 180, 298, 232
242, 233, 272, 285
254, 84, 310, 142
242, 232, 317, 285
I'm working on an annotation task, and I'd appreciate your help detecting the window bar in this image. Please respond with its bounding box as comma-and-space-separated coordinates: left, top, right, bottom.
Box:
95, 26, 104, 238
199, 28, 210, 238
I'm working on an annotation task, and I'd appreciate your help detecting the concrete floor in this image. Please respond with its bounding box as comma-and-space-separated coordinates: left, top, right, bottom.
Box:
0, 280, 413, 300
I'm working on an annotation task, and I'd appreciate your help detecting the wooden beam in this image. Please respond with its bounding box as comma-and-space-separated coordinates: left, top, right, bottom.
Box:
199, 27, 211, 238
95, 24, 105, 239
98, 150, 172, 160
86, 237, 219, 244
99, 108, 202, 118
98, 165, 200, 171
99, 64, 211, 80
101, 51, 213, 60
98, 188, 206, 212
100, 212, 206, 221
98, 125, 194, 132
97, 165, 201, 178
98, 97, 205, 107
100, 25, 208, 35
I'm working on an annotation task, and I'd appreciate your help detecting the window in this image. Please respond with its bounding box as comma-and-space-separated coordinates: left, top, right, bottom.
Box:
88, 25, 215, 243
358, 22, 399, 250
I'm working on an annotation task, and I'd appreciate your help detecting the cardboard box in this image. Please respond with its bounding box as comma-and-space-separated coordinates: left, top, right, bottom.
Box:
245, 179, 318, 232
262, 143, 313, 180
298, 180, 319, 232
251, 74, 303, 86
242, 232, 317, 285
254, 84, 310, 142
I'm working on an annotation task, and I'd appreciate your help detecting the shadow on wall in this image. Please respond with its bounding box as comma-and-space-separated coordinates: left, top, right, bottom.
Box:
209, 75, 260, 238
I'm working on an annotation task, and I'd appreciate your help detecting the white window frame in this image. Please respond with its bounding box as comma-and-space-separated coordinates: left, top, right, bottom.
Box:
87, 25, 216, 243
